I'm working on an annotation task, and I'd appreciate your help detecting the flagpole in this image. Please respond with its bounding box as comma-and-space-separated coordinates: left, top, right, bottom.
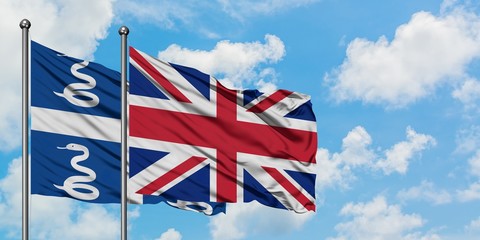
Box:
20, 18, 31, 240
119, 25, 129, 240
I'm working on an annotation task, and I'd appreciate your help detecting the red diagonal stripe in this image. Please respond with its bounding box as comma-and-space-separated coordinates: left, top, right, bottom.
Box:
247, 90, 293, 113
136, 156, 207, 195
130, 47, 191, 103
262, 166, 315, 211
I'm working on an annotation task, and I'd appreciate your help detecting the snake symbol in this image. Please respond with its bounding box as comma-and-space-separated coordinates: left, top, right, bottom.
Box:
54, 143, 100, 201
54, 60, 100, 108
166, 200, 214, 215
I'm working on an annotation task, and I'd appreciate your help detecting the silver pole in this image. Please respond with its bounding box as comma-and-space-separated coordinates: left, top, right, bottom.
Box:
19, 18, 31, 240
119, 25, 129, 240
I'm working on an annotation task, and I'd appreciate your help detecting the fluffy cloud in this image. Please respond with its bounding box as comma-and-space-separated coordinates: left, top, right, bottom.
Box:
452, 78, 480, 112
465, 217, 480, 233
36, 204, 119, 240
326, 7, 480, 108
315, 148, 354, 191
0, 158, 23, 234
0, 0, 115, 151
155, 228, 182, 240
396, 180, 452, 205
468, 150, 480, 178
338, 126, 376, 167
375, 127, 436, 175
456, 150, 480, 202
315, 126, 375, 191
209, 202, 314, 240
328, 196, 435, 240
455, 125, 480, 154
316, 126, 435, 192
457, 182, 480, 202
0, 158, 119, 239
158, 34, 285, 91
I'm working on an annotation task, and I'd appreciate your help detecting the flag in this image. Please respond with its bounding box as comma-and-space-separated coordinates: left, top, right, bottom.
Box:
129, 46, 317, 213
31, 41, 121, 203
30, 41, 225, 215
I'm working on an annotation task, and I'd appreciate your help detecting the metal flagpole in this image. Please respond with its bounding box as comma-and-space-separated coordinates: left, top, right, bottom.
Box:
119, 25, 129, 240
20, 18, 31, 240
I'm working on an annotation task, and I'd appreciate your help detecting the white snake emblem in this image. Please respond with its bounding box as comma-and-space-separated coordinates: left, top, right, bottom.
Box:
166, 200, 214, 215
54, 60, 100, 107
54, 143, 100, 201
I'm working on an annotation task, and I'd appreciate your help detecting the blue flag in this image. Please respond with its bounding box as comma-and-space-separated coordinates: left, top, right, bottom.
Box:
30, 41, 225, 215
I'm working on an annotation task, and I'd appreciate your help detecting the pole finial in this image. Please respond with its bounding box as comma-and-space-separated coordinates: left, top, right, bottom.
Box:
118, 26, 129, 36
19, 19, 31, 29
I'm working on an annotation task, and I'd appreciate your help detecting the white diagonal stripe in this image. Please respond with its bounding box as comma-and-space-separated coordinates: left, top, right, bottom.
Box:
129, 152, 209, 195
237, 92, 316, 131
237, 153, 316, 175
129, 136, 217, 200
267, 92, 311, 116
237, 153, 315, 213
132, 49, 214, 105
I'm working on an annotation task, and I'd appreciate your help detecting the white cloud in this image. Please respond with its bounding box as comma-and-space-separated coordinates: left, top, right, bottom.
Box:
338, 126, 376, 167
155, 228, 182, 240
455, 125, 480, 154
316, 126, 436, 192
375, 127, 436, 175
0, 158, 120, 239
315, 148, 354, 191
157, 34, 285, 91
40, 204, 119, 240
217, 0, 319, 21
209, 202, 314, 240
434, 216, 480, 240
0, 0, 115, 151
328, 196, 430, 240
396, 180, 452, 205
403, 232, 442, 240
326, 7, 480, 108
0, 158, 23, 233
457, 182, 480, 202
452, 78, 480, 111
456, 148, 480, 202
468, 150, 480, 178
128, 206, 141, 219
315, 126, 376, 191
465, 216, 480, 233
440, 0, 460, 13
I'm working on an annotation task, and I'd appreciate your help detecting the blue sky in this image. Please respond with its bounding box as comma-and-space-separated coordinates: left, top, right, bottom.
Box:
1, 0, 480, 239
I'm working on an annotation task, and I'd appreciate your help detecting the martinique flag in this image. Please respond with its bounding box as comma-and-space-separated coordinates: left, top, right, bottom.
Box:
30, 41, 225, 215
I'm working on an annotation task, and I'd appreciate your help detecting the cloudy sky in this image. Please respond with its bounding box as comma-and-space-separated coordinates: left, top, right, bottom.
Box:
1, 0, 480, 239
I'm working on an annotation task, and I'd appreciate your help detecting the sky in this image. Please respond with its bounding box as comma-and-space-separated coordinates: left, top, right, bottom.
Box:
1, 0, 480, 239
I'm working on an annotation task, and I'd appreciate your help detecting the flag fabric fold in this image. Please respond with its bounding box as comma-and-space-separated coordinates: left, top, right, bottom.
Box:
30, 41, 225, 215
129, 46, 318, 213
31, 41, 122, 203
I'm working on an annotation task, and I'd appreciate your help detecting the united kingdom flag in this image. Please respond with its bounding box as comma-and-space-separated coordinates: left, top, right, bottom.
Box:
128, 47, 317, 213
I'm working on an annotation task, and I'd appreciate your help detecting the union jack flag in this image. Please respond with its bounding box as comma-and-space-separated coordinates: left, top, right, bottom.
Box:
128, 47, 317, 213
